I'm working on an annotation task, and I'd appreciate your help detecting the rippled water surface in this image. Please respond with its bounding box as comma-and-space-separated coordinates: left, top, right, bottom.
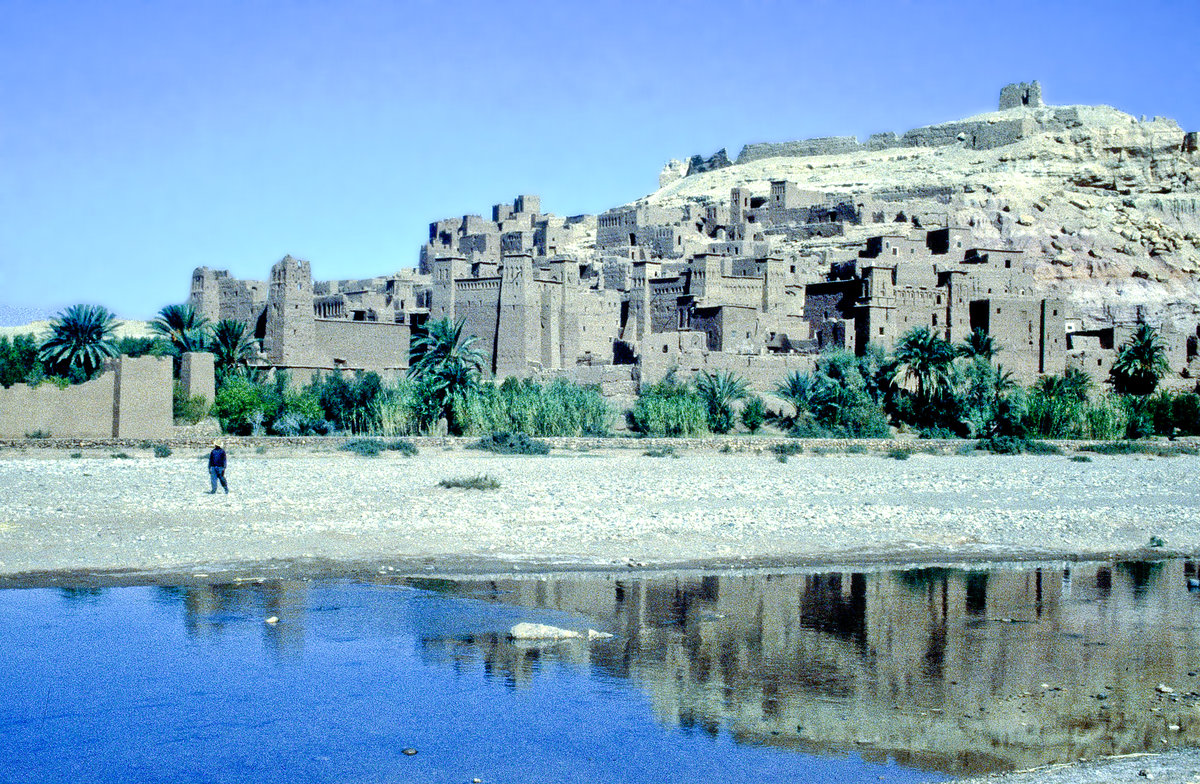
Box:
3, 560, 1200, 783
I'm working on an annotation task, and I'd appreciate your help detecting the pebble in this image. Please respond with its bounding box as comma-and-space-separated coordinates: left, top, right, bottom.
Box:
402, 748, 418, 756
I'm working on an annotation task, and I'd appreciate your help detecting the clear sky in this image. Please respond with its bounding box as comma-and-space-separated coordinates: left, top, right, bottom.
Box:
2, 0, 1198, 325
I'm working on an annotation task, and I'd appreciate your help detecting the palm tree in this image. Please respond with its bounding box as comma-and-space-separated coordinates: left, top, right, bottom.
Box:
209, 319, 258, 380
892, 327, 958, 404
959, 328, 999, 360
776, 370, 839, 426
693, 370, 749, 434
1111, 324, 1170, 396
1035, 367, 1091, 403
150, 303, 210, 355
408, 318, 485, 433
38, 304, 121, 378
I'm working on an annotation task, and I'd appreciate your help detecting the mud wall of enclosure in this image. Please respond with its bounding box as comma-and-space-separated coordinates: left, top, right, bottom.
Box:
0, 355, 172, 439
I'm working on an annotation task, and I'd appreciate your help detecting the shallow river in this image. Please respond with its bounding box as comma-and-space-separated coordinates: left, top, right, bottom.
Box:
3, 560, 1200, 783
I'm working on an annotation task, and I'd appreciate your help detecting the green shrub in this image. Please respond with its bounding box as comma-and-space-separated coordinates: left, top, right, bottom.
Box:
310, 371, 386, 434
340, 439, 383, 457
777, 355, 890, 438
1146, 391, 1177, 436
111, 452, 131, 459
694, 370, 749, 434
643, 446, 678, 458
439, 474, 501, 490
1079, 441, 1197, 457
976, 436, 1062, 455
770, 442, 805, 458
1070, 454, 1092, 462
0, 334, 40, 388
1173, 393, 1200, 436
212, 375, 281, 435
740, 396, 766, 433
1083, 395, 1129, 440
24, 429, 50, 439
153, 444, 172, 458
456, 378, 613, 437
173, 382, 210, 425
776, 453, 788, 463
846, 444, 868, 455
470, 431, 550, 455
69, 451, 82, 459
886, 447, 912, 460
628, 377, 709, 437
384, 439, 419, 456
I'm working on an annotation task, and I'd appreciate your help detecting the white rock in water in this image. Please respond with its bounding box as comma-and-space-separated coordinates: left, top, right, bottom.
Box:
588, 629, 613, 640
510, 622, 581, 639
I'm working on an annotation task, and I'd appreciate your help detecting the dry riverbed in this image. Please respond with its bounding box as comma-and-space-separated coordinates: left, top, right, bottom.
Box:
1, 443, 1198, 581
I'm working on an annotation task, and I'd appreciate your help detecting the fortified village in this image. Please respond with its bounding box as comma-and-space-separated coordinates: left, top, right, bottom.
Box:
188, 82, 1200, 399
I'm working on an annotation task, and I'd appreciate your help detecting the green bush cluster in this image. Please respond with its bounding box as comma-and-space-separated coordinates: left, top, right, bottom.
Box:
1080, 441, 1199, 457
469, 432, 551, 455
627, 375, 708, 437
975, 436, 1062, 455
212, 372, 330, 436
173, 382, 210, 425
438, 475, 501, 490
0, 334, 40, 388
776, 350, 890, 438
337, 438, 418, 458
451, 378, 613, 437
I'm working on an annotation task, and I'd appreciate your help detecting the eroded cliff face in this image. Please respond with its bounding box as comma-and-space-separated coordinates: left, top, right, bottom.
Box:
627, 103, 1200, 326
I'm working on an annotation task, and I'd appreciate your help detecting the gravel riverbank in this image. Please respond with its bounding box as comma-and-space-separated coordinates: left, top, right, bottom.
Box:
1, 443, 1197, 581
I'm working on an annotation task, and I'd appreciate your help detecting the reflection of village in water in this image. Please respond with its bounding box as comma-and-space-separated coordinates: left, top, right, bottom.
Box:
161, 561, 1200, 776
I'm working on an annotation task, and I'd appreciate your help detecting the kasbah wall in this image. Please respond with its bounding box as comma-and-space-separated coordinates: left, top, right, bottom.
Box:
0, 355, 176, 439
182, 84, 1200, 398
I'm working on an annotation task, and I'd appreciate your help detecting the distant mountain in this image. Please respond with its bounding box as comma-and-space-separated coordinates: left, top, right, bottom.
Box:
0, 303, 56, 328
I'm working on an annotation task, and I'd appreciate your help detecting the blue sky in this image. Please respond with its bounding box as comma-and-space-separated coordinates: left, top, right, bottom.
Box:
2, 0, 1199, 324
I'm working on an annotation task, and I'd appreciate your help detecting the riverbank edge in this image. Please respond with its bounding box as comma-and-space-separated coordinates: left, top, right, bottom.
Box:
1, 543, 1190, 591
4, 434, 1200, 455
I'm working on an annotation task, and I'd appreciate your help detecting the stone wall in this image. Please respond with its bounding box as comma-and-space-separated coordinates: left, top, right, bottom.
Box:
737, 136, 864, 164
0, 355, 172, 439
900, 117, 1033, 150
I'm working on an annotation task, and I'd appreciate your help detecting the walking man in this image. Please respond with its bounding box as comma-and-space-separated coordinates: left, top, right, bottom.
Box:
208, 441, 228, 494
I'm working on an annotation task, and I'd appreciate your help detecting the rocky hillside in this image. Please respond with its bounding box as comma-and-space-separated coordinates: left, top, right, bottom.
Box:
633, 100, 1200, 326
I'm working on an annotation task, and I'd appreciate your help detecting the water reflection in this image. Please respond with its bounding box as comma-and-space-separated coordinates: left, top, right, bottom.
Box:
392, 560, 1200, 775
11, 560, 1200, 781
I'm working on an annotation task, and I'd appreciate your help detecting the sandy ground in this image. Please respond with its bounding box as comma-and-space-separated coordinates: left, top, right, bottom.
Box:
1, 446, 1198, 581
957, 749, 1200, 783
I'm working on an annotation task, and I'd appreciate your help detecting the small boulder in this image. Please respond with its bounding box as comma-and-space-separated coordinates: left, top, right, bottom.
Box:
510, 623, 581, 640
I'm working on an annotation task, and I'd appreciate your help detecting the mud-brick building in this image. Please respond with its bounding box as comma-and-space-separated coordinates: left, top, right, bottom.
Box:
191, 256, 417, 378
429, 252, 622, 377
802, 227, 1067, 383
